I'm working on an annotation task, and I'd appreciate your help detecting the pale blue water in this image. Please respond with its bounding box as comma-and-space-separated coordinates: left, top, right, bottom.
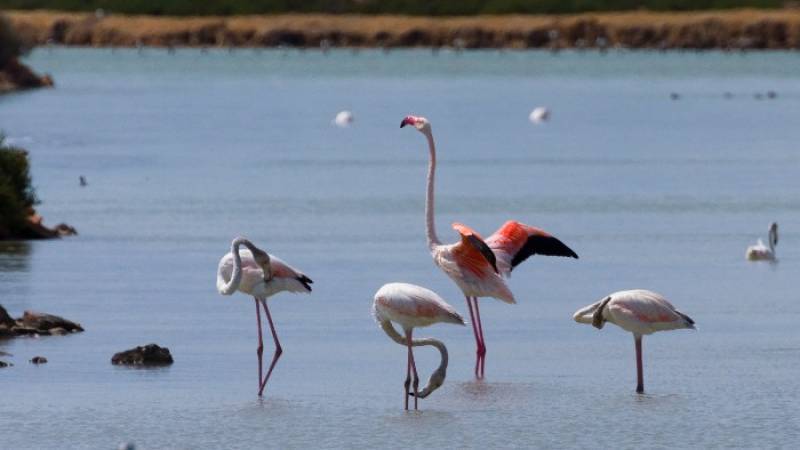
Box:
1, 48, 799, 449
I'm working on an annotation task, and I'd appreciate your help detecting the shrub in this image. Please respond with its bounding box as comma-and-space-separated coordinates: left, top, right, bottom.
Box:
0, 134, 38, 238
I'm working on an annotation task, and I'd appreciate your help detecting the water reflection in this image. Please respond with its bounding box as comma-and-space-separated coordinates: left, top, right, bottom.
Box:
0, 241, 31, 273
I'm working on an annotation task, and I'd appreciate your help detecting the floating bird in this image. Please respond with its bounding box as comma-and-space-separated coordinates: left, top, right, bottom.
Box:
746, 222, 778, 261
529, 107, 550, 124
216, 237, 312, 396
670, 92, 680, 100
333, 110, 354, 127
573, 289, 695, 393
372, 282, 465, 410
79, 176, 87, 187
401, 115, 578, 378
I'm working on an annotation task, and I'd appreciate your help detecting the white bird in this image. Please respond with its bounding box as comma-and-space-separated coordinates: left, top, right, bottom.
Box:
333, 110, 354, 127
529, 107, 550, 124
746, 222, 778, 261
216, 237, 312, 396
573, 289, 695, 393
372, 282, 465, 410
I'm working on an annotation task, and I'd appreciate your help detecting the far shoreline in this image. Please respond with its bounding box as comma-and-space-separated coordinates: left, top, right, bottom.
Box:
7, 9, 800, 50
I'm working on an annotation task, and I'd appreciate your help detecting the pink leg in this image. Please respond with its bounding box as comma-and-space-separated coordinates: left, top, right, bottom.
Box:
465, 296, 482, 378
635, 335, 644, 394
254, 298, 264, 395
404, 347, 411, 411
406, 329, 419, 410
258, 299, 283, 396
473, 297, 486, 379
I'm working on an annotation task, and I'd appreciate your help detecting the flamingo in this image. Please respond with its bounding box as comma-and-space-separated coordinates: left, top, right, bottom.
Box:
372, 282, 465, 410
746, 222, 778, 261
216, 237, 312, 396
400, 115, 579, 378
573, 289, 695, 393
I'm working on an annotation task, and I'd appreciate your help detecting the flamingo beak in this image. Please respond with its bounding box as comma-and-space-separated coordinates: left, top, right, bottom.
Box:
400, 116, 414, 128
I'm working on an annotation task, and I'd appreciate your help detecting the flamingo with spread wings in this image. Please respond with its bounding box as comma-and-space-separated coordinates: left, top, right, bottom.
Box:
401, 115, 579, 378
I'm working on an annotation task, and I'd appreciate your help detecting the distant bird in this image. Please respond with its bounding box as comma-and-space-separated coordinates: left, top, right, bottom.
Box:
766, 90, 777, 99
79, 176, 87, 187
529, 107, 550, 124
573, 289, 695, 393
746, 222, 778, 261
372, 282, 465, 410
333, 110, 354, 127
670, 92, 680, 100
216, 237, 313, 396
401, 115, 578, 378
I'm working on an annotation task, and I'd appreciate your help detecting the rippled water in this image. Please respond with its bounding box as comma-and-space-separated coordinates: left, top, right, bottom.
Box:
1, 48, 799, 449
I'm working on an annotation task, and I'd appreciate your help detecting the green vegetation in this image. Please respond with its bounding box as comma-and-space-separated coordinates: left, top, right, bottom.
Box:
0, 0, 786, 15
0, 134, 38, 238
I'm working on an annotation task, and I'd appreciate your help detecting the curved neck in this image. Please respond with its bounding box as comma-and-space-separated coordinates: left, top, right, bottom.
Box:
769, 228, 777, 251
218, 239, 245, 295
424, 130, 441, 249
218, 237, 268, 295
380, 320, 448, 397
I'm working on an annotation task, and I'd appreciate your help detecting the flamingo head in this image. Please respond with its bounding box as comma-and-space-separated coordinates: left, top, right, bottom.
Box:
249, 247, 271, 279
410, 366, 446, 399
769, 222, 778, 246
400, 115, 431, 133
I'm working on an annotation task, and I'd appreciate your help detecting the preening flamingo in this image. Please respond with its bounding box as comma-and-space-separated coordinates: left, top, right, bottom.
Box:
372, 283, 465, 410
746, 222, 778, 261
573, 289, 695, 393
400, 115, 579, 379
216, 237, 313, 396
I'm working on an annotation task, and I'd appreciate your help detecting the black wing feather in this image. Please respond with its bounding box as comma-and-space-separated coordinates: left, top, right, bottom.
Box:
466, 235, 499, 274
510, 235, 579, 269
297, 275, 313, 292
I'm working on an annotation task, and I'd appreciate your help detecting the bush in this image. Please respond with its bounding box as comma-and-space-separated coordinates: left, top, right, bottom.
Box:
0, 134, 38, 238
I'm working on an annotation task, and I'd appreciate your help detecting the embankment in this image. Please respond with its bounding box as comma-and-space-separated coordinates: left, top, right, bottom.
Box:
6, 9, 800, 50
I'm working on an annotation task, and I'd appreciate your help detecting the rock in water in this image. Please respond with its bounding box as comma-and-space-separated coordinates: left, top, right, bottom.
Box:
20, 310, 84, 333
0, 304, 15, 328
111, 344, 174, 366
0, 360, 12, 368
30, 356, 48, 364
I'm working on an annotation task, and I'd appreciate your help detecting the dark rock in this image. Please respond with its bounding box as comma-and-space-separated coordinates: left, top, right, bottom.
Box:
0, 304, 15, 328
112, 344, 173, 366
20, 310, 84, 333
0, 360, 12, 368
30, 356, 47, 364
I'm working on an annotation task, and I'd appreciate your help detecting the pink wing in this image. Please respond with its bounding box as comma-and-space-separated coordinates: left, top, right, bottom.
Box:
485, 220, 578, 276
451, 223, 498, 275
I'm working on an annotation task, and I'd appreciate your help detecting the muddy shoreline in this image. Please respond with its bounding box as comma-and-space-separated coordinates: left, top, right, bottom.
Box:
7, 9, 800, 50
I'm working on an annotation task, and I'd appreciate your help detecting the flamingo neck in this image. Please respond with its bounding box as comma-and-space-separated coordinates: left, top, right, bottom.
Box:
769, 227, 777, 252
380, 320, 448, 398
424, 129, 441, 250
218, 238, 246, 295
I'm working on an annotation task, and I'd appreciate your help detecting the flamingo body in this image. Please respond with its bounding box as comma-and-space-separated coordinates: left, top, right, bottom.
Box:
373, 283, 465, 410
529, 107, 550, 124
217, 250, 312, 298
573, 289, 694, 393
745, 222, 778, 261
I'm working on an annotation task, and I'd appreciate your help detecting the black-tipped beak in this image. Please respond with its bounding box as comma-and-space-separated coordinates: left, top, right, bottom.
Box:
400, 120, 408, 128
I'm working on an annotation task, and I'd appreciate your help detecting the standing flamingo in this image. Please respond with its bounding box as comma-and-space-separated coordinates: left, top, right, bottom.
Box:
400, 115, 579, 378
573, 289, 695, 393
216, 237, 312, 396
373, 282, 465, 410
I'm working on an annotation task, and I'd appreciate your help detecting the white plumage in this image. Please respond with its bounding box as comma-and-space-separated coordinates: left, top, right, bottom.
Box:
746, 222, 778, 261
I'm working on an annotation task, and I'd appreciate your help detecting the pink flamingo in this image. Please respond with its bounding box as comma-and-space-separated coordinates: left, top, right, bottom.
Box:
573, 289, 695, 393
401, 115, 579, 378
373, 282, 465, 410
216, 237, 312, 396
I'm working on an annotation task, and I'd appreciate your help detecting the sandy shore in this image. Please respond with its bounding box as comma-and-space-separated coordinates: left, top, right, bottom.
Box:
6, 9, 800, 49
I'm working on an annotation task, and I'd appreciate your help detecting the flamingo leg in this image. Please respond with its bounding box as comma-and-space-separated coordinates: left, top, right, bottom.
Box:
404, 347, 411, 411
635, 335, 644, 394
258, 299, 283, 396
254, 298, 264, 395
473, 297, 487, 379
406, 329, 419, 410
465, 296, 482, 378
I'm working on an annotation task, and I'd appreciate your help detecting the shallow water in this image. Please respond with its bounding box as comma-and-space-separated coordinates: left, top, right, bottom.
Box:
1, 48, 799, 449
